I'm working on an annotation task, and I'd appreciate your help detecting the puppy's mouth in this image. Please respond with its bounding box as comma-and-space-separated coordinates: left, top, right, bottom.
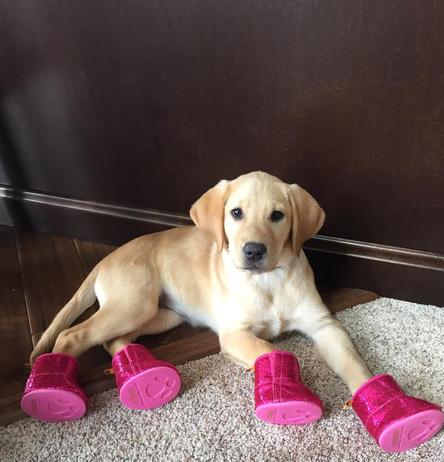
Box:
239, 262, 273, 274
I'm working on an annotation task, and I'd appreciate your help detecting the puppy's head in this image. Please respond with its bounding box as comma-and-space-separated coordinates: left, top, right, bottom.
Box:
190, 171, 325, 272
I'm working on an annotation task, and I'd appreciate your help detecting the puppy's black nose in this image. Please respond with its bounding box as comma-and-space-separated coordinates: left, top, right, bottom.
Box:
243, 242, 267, 262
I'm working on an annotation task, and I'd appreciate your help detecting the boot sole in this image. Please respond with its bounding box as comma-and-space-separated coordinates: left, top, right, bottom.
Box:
21, 389, 87, 422
379, 409, 444, 452
119, 365, 181, 410
256, 400, 322, 425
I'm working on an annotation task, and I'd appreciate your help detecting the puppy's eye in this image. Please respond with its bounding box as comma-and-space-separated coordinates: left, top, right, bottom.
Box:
231, 208, 243, 220
270, 210, 284, 222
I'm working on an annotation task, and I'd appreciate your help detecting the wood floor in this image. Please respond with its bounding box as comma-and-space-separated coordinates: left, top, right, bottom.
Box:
0, 225, 378, 425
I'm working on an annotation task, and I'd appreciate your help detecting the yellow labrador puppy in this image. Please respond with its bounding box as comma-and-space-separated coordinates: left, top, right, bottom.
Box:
27, 171, 444, 451
31, 171, 370, 401
31, 172, 371, 386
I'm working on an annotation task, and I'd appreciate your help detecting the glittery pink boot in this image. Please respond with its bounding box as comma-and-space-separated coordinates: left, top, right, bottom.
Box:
21, 353, 87, 422
352, 374, 444, 452
112, 344, 181, 410
254, 350, 323, 425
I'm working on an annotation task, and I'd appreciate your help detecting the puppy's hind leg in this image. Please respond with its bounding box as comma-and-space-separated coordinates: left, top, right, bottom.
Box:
104, 308, 185, 356
104, 308, 184, 410
52, 258, 163, 358
20, 279, 156, 422
52, 286, 161, 359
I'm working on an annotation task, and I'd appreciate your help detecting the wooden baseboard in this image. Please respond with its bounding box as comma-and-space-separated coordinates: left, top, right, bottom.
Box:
1, 186, 443, 305
305, 236, 444, 306
305, 235, 444, 272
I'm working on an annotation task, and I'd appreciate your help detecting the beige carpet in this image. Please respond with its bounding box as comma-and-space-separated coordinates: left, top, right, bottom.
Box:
1, 297, 443, 462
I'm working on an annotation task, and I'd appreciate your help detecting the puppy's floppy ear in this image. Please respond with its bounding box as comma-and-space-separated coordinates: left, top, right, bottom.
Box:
190, 180, 230, 252
287, 184, 325, 256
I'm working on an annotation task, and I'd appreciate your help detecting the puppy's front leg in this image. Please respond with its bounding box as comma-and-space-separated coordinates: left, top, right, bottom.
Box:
308, 317, 372, 394
220, 328, 325, 426
302, 310, 444, 452
219, 329, 275, 369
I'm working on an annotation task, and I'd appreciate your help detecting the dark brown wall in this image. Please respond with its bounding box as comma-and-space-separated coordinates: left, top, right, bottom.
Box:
1, 1, 443, 303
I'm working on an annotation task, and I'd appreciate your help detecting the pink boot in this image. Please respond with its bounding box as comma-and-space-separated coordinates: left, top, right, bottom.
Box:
112, 344, 181, 410
352, 374, 444, 452
21, 353, 87, 422
254, 350, 323, 425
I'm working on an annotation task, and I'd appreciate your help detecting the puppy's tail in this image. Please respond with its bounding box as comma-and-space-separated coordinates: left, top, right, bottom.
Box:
30, 266, 99, 363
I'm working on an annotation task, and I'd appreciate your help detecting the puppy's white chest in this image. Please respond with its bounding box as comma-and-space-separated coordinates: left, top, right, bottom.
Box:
238, 270, 293, 338
250, 301, 289, 339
